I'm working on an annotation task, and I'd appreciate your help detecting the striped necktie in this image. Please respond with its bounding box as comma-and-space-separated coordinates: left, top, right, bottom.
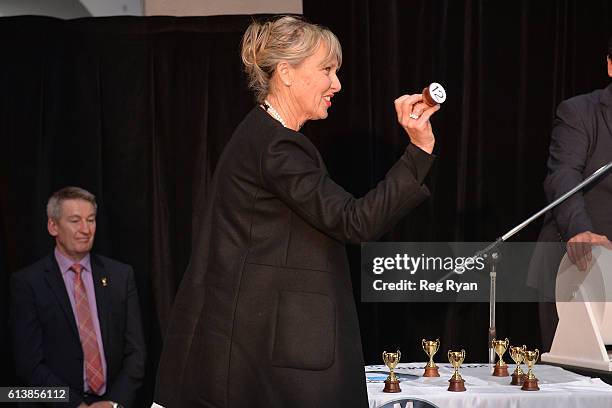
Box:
71, 263, 105, 394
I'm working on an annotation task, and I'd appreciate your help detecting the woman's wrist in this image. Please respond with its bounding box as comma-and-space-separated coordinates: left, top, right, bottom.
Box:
411, 140, 435, 154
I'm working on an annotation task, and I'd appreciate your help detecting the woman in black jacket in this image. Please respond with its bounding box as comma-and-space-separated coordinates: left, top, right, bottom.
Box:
154, 15, 440, 408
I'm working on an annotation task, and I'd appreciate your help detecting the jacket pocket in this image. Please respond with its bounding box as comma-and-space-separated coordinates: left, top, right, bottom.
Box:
271, 290, 336, 370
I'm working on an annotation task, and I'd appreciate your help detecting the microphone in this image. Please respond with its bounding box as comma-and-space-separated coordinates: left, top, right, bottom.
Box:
437, 161, 612, 282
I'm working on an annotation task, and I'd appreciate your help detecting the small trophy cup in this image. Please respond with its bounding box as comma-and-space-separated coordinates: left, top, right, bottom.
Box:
492, 338, 510, 377
422, 338, 441, 377
447, 349, 466, 392
521, 349, 540, 391
382, 350, 402, 393
509, 345, 526, 385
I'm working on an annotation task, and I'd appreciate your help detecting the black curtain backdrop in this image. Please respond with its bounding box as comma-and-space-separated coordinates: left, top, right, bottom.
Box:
303, 0, 610, 371
1, 1, 611, 405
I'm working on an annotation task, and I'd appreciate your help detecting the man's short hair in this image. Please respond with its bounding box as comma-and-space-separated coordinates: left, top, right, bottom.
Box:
47, 186, 97, 220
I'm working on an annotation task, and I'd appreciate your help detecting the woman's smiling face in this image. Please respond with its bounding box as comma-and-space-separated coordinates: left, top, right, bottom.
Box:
287, 42, 341, 124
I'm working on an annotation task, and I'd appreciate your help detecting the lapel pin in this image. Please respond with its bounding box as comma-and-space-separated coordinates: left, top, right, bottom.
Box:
101, 277, 108, 287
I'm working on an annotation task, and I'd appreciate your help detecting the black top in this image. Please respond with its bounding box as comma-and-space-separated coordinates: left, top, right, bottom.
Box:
155, 106, 435, 407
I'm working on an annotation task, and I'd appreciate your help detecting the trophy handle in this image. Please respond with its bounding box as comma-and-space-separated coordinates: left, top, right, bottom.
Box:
534, 349, 539, 361
435, 338, 440, 353
460, 349, 466, 364
421, 339, 427, 352
397, 350, 401, 361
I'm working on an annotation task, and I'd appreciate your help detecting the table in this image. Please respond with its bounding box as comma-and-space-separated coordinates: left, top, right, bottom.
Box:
366, 362, 612, 408
543, 361, 612, 385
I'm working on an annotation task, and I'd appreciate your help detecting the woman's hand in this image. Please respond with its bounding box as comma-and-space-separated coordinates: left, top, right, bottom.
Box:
394, 94, 440, 154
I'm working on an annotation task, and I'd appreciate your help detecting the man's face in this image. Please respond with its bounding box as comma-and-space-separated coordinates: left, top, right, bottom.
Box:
608, 56, 612, 78
48, 199, 96, 261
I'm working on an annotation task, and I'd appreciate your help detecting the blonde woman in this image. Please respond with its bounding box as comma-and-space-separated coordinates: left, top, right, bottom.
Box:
154, 16, 440, 408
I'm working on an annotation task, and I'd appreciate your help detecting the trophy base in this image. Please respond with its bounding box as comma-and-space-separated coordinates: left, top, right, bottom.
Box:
423, 367, 440, 377
383, 379, 401, 393
521, 377, 540, 391
447, 378, 466, 392
510, 372, 525, 385
493, 364, 509, 377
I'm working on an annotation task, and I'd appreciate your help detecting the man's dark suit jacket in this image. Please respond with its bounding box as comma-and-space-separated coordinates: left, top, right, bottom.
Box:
528, 83, 612, 299
10, 253, 146, 407
154, 107, 434, 407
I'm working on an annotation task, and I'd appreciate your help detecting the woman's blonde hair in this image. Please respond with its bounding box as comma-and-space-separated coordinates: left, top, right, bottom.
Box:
241, 16, 342, 104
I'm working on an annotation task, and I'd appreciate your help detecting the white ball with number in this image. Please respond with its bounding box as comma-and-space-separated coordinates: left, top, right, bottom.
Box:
428, 82, 446, 104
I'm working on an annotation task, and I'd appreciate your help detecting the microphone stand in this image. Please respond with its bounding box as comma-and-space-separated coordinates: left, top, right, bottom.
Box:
440, 161, 612, 364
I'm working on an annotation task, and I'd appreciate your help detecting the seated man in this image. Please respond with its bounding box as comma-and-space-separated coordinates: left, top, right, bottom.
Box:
10, 186, 146, 407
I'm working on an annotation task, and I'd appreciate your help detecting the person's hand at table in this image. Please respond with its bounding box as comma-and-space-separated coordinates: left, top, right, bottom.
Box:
394, 94, 440, 154
566, 231, 612, 271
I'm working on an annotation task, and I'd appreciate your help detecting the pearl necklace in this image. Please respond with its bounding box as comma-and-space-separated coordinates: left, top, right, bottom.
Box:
262, 100, 287, 128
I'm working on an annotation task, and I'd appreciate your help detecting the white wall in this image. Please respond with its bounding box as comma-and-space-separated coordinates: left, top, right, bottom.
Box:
144, 0, 302, 16
0, 0, 301, 18
0, 0, 91, 18
79, 0, 143, 16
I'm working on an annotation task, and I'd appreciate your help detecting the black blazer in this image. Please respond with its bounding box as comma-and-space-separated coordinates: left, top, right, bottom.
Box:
528, 83, 612, 298
10, 253, 146, 407
154, 107, 434, 407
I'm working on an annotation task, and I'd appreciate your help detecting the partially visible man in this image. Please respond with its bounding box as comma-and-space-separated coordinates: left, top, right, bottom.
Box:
10, 187, 146, 407
529, 36, 612, 349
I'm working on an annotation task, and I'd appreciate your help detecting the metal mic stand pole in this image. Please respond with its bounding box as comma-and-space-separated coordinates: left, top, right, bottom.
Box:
488, 252, 498, 365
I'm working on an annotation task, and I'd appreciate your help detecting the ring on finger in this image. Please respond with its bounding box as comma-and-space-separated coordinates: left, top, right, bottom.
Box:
409, 112, 420, 119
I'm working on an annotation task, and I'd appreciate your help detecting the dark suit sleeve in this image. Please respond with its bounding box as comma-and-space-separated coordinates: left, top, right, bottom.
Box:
106, 266, 146, 407
543, 99, 594, 240
261, 133, 434, 244
10, 272, 84, 407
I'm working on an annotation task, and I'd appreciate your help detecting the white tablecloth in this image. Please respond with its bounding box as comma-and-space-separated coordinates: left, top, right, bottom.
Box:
366, 362, 612, 408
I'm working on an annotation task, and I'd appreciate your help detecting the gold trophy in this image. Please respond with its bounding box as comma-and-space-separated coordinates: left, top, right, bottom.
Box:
492, 338, 510, 376
521, 349, 540, 391
509, 345, 526, 385
382, 350, 402, 393
422, 339, 441, 377
447, 349, 466, 392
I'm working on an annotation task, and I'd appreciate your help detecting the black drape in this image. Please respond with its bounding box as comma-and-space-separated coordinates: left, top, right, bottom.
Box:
1, 1, 611, 404
0, 15, 257, 405
303, 0, 612, 366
